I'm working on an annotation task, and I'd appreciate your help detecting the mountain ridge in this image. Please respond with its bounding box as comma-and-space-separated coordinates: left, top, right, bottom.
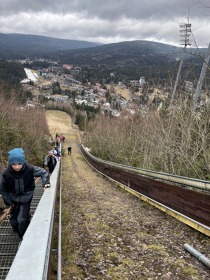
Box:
48, 40, 183, 67
0, 32, 102, 59
0, 33, 207, 69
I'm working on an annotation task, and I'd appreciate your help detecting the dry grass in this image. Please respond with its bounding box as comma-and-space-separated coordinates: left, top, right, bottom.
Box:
45, 110, 71, 135
106, 84, 131, 100
46, 110, 210, 280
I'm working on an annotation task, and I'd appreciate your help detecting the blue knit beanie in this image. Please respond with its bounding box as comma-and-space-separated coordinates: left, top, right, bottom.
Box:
8, 148, 25, 165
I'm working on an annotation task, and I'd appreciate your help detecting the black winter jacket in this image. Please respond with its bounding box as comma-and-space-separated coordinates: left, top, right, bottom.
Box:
0, 162, 50, 205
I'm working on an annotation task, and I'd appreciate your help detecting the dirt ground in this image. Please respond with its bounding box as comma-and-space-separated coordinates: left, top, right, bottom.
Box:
46, 110, 210, 280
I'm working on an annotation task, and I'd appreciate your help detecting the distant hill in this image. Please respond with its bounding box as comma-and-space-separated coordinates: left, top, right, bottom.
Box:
46, 40, 205, 67
0, 33, 102, 59
0, 33, 207, 70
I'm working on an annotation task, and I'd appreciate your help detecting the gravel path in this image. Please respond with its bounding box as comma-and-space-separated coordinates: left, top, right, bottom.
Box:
47, 111, 210, 280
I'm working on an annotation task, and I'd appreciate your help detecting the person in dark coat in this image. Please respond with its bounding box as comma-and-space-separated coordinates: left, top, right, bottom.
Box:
0, 148, 50, 238
44, 151, 57, 174
67, 146, 72, 155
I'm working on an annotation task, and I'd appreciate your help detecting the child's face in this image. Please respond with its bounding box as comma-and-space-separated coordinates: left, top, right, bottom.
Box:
11, 163, 23, 172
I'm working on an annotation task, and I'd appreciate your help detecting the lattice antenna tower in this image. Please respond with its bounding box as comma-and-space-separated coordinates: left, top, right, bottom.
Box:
179, 22, 192, 48
169, 21, 191, 108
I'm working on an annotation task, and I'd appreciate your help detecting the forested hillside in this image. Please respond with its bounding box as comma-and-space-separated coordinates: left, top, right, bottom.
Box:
0, 61, 25, 83
46, 40, 206, 87
48, 40, 178, 66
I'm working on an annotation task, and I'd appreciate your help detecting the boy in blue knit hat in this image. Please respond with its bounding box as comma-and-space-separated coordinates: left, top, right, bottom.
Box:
0, 148, 50, 238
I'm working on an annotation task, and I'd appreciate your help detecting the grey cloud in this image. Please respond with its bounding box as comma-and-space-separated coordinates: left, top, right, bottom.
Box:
0, 0, 209, 46
0, 0, 205, 19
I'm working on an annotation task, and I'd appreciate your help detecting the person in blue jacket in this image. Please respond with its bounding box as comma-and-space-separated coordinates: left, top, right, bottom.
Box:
0, 148, 50, 238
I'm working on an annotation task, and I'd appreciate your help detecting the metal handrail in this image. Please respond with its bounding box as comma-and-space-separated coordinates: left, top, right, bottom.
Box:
82, 145, 210, 191
57, 157, 62, 280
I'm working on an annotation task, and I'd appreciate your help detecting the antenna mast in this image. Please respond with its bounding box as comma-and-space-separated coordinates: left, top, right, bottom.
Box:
169, 22, 191, 108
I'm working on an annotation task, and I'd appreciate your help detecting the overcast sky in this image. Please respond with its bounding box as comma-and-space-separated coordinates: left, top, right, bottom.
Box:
0, 0, 209, 47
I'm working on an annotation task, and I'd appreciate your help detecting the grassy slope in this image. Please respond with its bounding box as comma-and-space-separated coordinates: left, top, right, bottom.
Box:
46, 110, 210, 280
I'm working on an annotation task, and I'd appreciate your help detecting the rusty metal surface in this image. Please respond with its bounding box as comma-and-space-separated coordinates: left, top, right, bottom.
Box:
81, 146, 210, 228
